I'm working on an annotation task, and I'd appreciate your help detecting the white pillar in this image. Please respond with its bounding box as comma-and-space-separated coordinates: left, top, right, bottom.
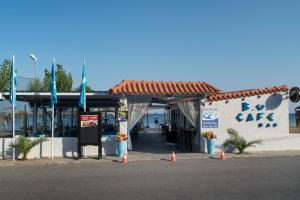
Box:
197, 98, 205, 153
119, 97, 128, 152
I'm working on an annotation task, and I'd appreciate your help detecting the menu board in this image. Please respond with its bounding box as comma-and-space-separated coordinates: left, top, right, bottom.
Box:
80, 115, 98, 128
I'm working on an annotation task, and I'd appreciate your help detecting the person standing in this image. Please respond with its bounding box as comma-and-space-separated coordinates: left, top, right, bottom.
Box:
154, 113, 159, 128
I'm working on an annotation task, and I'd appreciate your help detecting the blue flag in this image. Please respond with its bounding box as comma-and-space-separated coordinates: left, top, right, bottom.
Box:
79, 61, 87, 110
9, 55, 17, 107
50, 59, 57, 107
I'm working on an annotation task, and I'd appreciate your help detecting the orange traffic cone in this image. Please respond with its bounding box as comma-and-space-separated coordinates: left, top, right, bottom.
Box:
121, 153, 128, 164
170, 152, 176, 162
220, 151, 225, 160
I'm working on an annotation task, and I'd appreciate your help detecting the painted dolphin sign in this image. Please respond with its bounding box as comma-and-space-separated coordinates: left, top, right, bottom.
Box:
202, 108, 218, 128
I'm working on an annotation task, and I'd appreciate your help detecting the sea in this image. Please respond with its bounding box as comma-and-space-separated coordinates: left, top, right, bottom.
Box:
142, 114, 166, 128
289, 114, 297, 128
0, 113, 297, 132
0, 113, 167, 132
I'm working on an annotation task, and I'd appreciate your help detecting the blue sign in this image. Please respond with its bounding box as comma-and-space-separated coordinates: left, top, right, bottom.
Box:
202, 108, 218, 128
236, 102, 278, 128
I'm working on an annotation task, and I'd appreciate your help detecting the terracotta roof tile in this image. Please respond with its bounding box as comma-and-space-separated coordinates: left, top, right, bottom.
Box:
110, 80, 221, 95
207, 85, 288, 101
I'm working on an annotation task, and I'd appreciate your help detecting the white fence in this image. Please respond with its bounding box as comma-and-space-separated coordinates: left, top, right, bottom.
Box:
0, 136, 118, 159
2, 134, 300, 159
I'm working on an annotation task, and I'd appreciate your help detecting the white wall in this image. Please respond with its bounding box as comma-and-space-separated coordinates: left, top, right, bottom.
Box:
0, 136, 118, 159
201, 92, 300, 151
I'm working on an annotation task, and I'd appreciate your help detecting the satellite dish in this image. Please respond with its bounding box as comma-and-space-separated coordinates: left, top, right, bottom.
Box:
29, 54, 37, 62
289, 87, 300, 103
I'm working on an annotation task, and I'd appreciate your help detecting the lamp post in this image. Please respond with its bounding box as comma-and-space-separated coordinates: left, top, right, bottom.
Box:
29, 54, 38, 136
29, 54, 38, 78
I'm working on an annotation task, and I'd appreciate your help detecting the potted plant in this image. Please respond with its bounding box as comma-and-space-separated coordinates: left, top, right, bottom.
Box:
115, 132, 128, 157
202, 131, 217, 155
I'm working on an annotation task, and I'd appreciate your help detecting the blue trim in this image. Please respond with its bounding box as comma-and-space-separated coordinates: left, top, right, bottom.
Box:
246, 113, 254, 122
236, 113, 243, 122
242, 102, 250, 112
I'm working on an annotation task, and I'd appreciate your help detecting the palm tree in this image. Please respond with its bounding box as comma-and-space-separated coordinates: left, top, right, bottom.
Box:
223, 128, 262, 154
10, 136, 48, 160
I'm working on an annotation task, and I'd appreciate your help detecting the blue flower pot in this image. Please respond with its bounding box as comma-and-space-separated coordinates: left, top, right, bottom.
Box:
207, 139, 215, 155
118, 141, 127, 157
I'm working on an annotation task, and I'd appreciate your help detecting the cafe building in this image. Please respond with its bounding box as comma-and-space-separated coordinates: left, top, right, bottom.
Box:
1, 80, 299, 159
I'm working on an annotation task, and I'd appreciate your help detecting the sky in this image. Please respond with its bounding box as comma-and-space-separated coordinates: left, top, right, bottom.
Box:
1, 0, 300, 111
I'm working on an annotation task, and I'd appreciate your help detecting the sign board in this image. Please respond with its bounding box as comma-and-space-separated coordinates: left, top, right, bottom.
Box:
289, 87, 300, 103
202, 108, 218, 128
78, 112, 102, 159
80, 115, 98, 128
118, 111, 128, 122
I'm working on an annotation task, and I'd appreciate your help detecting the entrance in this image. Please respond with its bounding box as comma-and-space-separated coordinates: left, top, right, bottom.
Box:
110, 80, 218, 156
131, 108, 177, 154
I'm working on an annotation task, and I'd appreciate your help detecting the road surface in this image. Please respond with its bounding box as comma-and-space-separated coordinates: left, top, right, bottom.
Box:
0, 156, 300, 200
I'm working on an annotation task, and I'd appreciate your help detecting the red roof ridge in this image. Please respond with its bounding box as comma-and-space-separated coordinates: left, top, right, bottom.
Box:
110, 80, 221, 95
207, 85, 288, 101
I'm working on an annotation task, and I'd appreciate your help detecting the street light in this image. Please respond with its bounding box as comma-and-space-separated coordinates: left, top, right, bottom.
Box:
29, 54, 38, 78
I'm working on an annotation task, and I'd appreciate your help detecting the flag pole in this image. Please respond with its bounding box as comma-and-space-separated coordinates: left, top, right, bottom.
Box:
12, 55, 15, 161
51, 105, 54, 160
51, 59, 55, 160
83, 59, 86, 158
84, 59, 86, 113
12, 97, 15, 161
50, 58, 57, 160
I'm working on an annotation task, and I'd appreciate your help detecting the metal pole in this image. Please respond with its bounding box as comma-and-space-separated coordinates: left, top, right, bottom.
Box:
12, 56, 15, 161
51, 106, 54, 160
146, 109, 149, 128
33, 102, 37, 136
34, 61, 37, 79
83, 102, 86, 158
12, 98, 15, 161
71, 107, 74, 129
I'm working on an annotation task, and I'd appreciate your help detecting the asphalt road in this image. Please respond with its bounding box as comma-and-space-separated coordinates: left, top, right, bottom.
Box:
0, 157, 300, 200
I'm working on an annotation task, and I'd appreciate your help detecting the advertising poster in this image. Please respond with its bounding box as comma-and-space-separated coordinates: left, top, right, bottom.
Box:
118, 111, 128, 122
80, 115, 98, 128
202, 108, 218, 128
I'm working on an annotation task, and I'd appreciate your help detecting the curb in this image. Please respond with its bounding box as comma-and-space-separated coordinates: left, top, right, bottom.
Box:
1, 153, 300, 167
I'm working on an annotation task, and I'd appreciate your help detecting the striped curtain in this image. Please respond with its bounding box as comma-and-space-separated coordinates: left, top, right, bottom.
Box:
127, 95, 152, 150
177, 100, 200, 145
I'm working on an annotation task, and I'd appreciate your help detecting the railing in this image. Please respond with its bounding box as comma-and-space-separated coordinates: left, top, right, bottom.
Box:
177, 129, 196, 153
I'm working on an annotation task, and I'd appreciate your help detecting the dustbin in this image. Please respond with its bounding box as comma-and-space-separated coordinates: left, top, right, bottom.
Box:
207, 139, 215, 155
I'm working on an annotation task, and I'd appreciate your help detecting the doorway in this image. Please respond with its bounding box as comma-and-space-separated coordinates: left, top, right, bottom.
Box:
131, 108, 176, 154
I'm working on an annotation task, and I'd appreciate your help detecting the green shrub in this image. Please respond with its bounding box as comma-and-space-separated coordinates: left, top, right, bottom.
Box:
223, 128, 262, 154
10, 136, 48, 160
28, 78, 44, 92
